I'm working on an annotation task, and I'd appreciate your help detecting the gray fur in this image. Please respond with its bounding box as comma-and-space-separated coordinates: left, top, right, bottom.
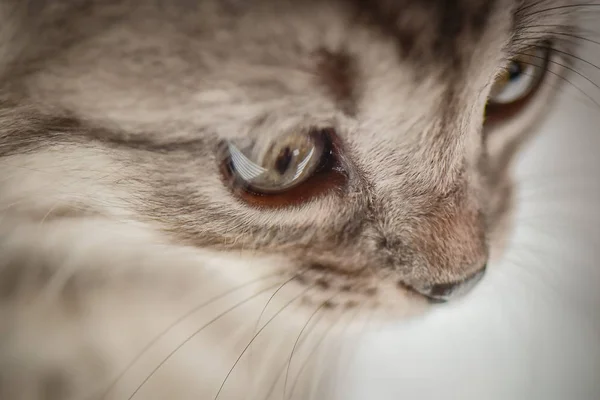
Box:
0, 0, 582, 399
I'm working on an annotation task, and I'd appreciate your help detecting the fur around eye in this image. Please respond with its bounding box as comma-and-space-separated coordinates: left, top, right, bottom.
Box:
485, 44, 551, 122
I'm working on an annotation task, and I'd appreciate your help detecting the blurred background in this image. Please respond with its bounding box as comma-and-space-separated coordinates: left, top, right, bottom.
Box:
340, 18, 600, 400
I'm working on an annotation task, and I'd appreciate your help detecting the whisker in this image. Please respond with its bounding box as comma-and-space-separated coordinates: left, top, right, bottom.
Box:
515, 0, 548, 15
282, 295, 337, 400
521, 29, 600, 49
518, 23, 600, 40
521, 4, 600, 19
38, 202, 63, 226
287, 305, 362, 400
98, 272, 281, 399
515, 50, 600, 94
513, 59, 600, 109
213, 284, 315, 400
249, 267, 309, 374
515, 0, 553, 14
125, 278, 286, 400
260, 306, 328, 400
493, 63, 592, 112
531, 44, 600, 73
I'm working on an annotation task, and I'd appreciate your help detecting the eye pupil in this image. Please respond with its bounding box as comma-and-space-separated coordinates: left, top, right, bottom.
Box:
508, 61, 523, 81
275, 147, 293, 175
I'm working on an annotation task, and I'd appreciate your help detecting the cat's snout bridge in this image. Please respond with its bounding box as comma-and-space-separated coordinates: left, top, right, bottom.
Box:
409, 265, 487, 303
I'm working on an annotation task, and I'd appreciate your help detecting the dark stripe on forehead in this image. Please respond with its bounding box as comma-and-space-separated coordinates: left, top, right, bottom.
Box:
433, 0, 496, 50
315, 48, 360, 117
0, 105, 209, 157
350, 0, 499, 69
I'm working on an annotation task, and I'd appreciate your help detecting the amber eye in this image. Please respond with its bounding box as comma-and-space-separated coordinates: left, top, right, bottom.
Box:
485, 46, 550, 121
221, 128, 333, 196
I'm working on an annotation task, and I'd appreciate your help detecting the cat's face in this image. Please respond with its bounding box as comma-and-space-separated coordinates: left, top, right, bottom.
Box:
0, 0, 577, 312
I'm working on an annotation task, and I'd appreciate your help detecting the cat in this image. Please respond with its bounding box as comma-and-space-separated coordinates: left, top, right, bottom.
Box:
0, 0, 589, 399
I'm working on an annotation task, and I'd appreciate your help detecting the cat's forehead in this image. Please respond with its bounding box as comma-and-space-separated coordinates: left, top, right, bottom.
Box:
350, 0, 506, 68
21, 0, 518, 114
12, 0, 572, 138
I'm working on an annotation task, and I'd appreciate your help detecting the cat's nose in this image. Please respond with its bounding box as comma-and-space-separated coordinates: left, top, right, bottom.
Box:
411, 266, 487, 303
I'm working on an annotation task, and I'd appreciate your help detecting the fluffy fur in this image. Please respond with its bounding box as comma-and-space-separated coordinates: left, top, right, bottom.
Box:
0, 1, 585, 399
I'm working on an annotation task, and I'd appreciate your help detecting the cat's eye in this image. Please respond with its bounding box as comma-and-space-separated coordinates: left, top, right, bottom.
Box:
225, 130, 325, 194
485, 46, 550, 122
220, 128, 343, 207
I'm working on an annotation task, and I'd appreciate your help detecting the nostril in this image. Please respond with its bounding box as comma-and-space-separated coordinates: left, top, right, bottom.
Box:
411, 265, 487, 303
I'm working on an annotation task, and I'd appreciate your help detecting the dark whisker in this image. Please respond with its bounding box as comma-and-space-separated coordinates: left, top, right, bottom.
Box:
214, 284, 315, 400
514, 59, 600, 109
260, 308, 327, 400
97, 272, 281, 399
516, 51, 600, 94
521, 4, 600, 19
515, 0, 553, 14
509, 37, 600, 73
522, 29, 600, 48
495, 65, 571, 107
287, 305, 362, 400
519, 23, 600, 40
539, 46, 600, 72
515, 0, 548, 15
255, 269, 309, 329
282, 295, 338, 400
126, 280, 286, 400
249, 267, 310, 371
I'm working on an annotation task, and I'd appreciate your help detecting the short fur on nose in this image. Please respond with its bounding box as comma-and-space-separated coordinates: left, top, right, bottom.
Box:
411, 265, 487, 303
